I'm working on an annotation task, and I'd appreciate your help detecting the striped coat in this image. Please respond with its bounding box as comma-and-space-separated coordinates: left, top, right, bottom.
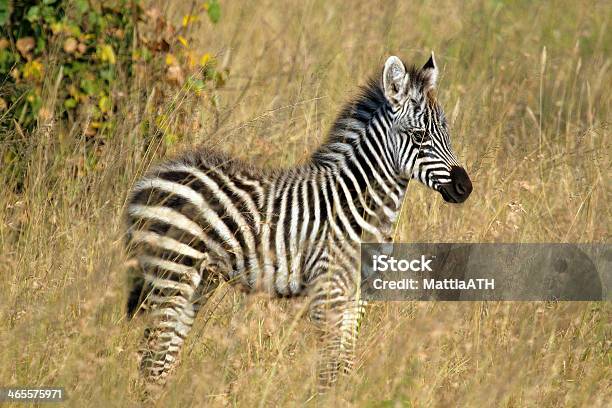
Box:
125, 53, 472, 394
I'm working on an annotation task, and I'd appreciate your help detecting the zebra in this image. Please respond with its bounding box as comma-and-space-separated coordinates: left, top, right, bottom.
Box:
124, 53, 472, 394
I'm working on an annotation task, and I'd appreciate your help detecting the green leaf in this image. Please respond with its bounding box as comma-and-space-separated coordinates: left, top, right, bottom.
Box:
207, 0, 221, 24
203, 66, 216, 80
64, 98, 78, 109
36, 36, 46, 53
26, 6, 40, 23
99, 67, 115, 82
164, 132, 179, 146
187, 77, 206, 92
98, 95, 112, 113
140, 47, 152, 61
74, 0, 89, 14
41, 5, 59, 24
80, 78, 98, 95
0, 48, 16, 72
0, 0, 10, 26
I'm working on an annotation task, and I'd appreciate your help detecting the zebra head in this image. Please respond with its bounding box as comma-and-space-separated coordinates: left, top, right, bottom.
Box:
381, 54, 472, 203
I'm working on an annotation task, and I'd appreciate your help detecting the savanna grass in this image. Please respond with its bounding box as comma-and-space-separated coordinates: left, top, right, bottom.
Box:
1, 0, 609, 406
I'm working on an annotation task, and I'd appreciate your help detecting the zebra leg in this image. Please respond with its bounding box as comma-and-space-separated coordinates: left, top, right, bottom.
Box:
338, 298, 367, 375
138, 254, 221, 395
139, 293, 196, 394
309, 277, 363, 392
310, 306, 343, 390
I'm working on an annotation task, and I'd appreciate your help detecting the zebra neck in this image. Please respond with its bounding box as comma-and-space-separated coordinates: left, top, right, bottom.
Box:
311, 112, 407, 242
354, 122, 408, 241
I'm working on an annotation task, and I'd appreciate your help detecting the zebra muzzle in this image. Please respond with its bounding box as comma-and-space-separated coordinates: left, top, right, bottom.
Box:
439, 166, 472, 203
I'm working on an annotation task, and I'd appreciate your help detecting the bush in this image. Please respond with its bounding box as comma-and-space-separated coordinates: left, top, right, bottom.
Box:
0, 0, 226, 190
0, 0, 223, 128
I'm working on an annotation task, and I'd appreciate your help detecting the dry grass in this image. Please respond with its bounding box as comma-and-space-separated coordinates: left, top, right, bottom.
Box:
1, 0, 610, 406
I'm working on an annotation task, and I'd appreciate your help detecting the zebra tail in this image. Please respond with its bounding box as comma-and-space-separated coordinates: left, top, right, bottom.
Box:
126, 261, 147, 319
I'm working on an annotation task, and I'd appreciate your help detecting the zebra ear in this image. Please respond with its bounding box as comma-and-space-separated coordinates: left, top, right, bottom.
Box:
383, 56, 409, 107
422, 51, 438, 89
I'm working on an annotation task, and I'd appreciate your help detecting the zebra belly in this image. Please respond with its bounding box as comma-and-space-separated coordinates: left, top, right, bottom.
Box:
223, 242, 309, 297
225, 267, 305, 297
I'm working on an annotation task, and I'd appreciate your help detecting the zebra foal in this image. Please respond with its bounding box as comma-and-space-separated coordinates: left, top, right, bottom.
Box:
124, 53, 472, 394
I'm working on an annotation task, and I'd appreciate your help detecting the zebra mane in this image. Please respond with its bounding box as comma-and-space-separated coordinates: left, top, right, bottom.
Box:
169, 61, 431, 172
313, 63, 428, 163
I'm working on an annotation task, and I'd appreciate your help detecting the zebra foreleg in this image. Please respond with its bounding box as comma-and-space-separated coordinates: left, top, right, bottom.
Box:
310, 291, 364, 392
338, 298, 367, 375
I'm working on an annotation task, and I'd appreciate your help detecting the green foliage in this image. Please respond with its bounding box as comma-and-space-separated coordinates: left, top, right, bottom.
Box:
0, 0, 225, 132
0, 1, 133, 129
0, 0, 226, 192
0, 0, 9, 26
206, 0, 221, 24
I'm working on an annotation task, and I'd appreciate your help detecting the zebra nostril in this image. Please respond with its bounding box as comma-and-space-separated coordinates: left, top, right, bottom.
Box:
449, 166, 472, 200
455, 181, 466, 195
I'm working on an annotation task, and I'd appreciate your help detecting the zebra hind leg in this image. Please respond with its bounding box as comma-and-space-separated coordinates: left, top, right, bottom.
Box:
138, 286, 197, 396
136, 253, 222, 399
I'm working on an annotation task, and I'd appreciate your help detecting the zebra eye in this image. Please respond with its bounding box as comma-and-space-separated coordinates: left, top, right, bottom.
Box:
411, 129, 427, 144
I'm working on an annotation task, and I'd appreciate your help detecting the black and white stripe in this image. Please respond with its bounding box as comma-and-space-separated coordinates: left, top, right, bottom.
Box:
125, 53, 472, 394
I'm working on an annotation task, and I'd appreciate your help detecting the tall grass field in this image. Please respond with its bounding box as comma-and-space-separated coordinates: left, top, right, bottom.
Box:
0, 0, 609, 406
